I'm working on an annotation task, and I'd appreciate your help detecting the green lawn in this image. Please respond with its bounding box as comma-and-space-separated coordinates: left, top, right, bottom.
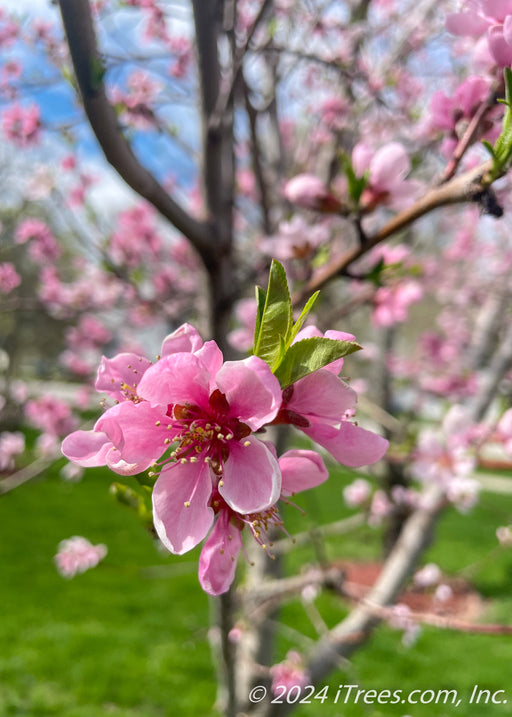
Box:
1, 460, 512, 716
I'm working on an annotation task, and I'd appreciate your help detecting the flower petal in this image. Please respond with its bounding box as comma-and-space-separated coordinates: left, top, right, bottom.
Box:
215, 356, 282, 430
220, 437, 281, 513
160, 322, 203, 356
305, 421, 388, 467
96, 401, 173, 466
279, 449, 328, 496
198, 511, 243, 595
287, 370, 357, 423
137, 352, 211, 409
95, 352, 152, 401
61, 429, 112, 467
152, 460, 215, 554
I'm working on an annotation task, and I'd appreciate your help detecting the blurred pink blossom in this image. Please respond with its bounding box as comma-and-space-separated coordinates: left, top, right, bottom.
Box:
54, 536, 107, 578
0, 263, 21, 294
270, 651, 310, 696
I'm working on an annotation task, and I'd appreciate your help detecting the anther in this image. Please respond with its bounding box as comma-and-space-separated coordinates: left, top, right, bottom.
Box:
243, 440, 251, 447
155, 420, 161, 426
184, 501, 191, 507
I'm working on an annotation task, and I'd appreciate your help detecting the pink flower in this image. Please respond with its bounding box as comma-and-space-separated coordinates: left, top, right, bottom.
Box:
54, 536, 107, 578
277, 370, 389, 468
1, 103, 41, 147
446, 1, 512, 67
343, 478, 372, 508
227, 298, 257, 352
430, 76, 490, 132
25, 396, 78, 437
270, 651, 310, 696
0, 431, 25, 471
196, 449, 328, 595
0, 262, 21, 294
413, 563, 442, 588
63, 324, 283, 556
352, 142, 422, 210
283, 174, 342, 212
260, 216, 330, 261
372, 281, 423, 327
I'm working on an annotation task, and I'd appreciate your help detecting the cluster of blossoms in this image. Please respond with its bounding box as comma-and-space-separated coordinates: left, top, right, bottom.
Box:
62, 323, 388, 595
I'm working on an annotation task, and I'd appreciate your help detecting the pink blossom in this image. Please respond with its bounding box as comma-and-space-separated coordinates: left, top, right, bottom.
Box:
372, 281, 423, 327
270, 651, 310, 696
352, 142, 422, 211
1, 103, 41, 147
260, 216, 330, 261
227, 298, 258, 352
63, 325, 283, 555
108, 204, 162, 267
189, 448, 327, 595
413, 563, 441, 588
54, 536, 107, 578
496, 525, 512, 546
446, 1, 512, 67
0, 431, 25, 471
25, 396, 78, 438
368, 489, 392, 526
0, 263, 21, 294
283, 174, 342, 212
430, 76, 490, 133
278, 370, 389, 468
15, 218, 60, 262
343, 478, 372, 508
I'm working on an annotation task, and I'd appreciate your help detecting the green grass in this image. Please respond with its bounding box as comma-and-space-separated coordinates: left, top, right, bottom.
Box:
1, 460, 512, 716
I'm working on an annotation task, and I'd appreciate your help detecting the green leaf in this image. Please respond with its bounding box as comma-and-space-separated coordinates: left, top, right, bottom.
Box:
253, 285, 267, 351
288, 291, 320, 344
253, 260, 293, 368
341, 153, 369, 205
274, 337, 361, 388
481, 140, 497, 160
489, 68, 512, 177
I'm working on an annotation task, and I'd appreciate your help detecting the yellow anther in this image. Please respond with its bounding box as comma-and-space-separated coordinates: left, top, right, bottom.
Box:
155, 420, 161, 426
218, 480, 224, 487
243, 440, 251, 447
184, 501, 191, 507
164, 438, 171, 445
225, 433, 233, 440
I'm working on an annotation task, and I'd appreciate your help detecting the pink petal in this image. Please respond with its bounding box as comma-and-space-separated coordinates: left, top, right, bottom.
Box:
305, 421, 388, 467
279, 449, 328, 496
95, 352, 152, 401
220, 437, 281, 513
198, 511, 243, 595
504, 15, 512, 45
96, 401, 173, 465
160, 322, 203, 356
487, 24, 512, 65
215, 356, 282, 430
445, 12, 489, 37
195, 340, 224, 386
61, 429, 112, 467
152, 460, 215, 554
287, 370, 357, 423
351, 142, 373, 176
137, 352, 211, 409
482, 0, 512, 22
370, 143, 410, 191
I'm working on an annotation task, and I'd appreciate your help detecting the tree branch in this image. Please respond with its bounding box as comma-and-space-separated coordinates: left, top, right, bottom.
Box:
292, 160, 493, 305
57, 0, 213, 265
